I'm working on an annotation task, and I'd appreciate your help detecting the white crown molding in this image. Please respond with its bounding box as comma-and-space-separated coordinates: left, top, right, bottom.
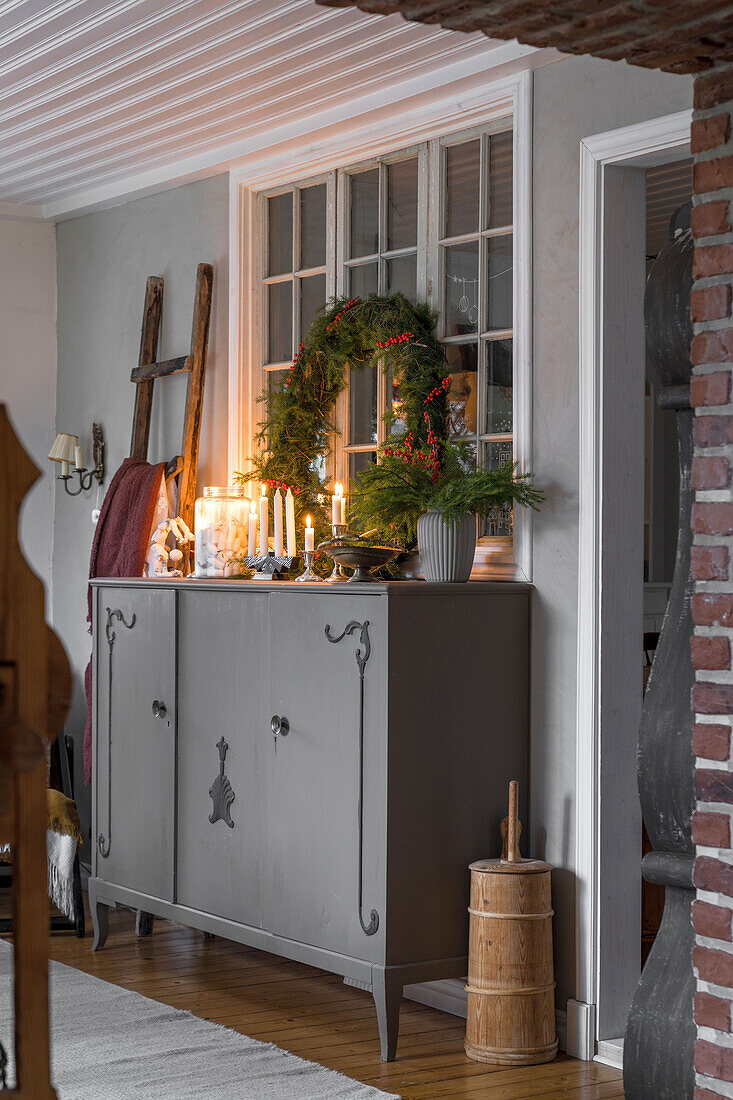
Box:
0, 199, 45, 221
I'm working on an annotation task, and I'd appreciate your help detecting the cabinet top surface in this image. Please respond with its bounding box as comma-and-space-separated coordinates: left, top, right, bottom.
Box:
89, 577, 532, 595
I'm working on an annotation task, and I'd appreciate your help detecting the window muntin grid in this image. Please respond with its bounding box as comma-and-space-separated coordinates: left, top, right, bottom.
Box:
258, 122, 515, 538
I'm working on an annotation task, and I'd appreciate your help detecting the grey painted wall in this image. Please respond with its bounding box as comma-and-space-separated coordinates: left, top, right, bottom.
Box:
54, 174, 229, 836
0, 218, 57, 597
530, 55, 692, 1010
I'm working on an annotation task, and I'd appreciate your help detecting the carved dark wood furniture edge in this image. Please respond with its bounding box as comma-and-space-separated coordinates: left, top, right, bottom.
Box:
324, 619, 378, 937
0, 403, 72, 1098
624, 226, 695, 1099
209, 735, 235, 828
97, 607, 136, 860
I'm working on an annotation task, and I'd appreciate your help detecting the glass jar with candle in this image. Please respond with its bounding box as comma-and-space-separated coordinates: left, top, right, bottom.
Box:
194, 486, 251, 578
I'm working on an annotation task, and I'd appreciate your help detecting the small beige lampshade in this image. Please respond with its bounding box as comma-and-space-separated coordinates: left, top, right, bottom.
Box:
48, 432, 78, 464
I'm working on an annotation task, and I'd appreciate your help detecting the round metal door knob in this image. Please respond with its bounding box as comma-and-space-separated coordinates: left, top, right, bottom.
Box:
271, 714, 289, 736
152, 700, 167, 719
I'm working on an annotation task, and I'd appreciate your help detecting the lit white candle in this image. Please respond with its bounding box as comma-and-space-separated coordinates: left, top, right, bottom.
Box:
74, 444, 83, 470
259, 484, 269, 556
248, 500, 257, 557
274, 488, 283, 558
285, 489, 296, 557
332, 482, 343, 526
304, 514, 314, 553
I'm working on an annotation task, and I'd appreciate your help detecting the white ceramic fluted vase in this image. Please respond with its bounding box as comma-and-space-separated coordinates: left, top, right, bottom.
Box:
417, 510, 476, 583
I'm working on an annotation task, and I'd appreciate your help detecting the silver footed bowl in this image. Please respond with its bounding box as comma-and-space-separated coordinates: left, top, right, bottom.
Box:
320, 541, 401, 583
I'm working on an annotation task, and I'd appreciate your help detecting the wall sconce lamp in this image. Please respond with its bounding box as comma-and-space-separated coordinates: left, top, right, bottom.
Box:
48, 424, 105, 496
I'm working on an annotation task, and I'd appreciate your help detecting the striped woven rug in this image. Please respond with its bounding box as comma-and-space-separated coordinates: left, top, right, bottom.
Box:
0, 939, 396, 1099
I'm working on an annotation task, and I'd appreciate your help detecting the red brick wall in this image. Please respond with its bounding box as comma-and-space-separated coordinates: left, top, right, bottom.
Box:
691, 63, 733, 1100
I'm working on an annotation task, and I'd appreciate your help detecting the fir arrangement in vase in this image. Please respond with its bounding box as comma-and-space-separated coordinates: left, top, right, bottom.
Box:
351, 438, 543, 582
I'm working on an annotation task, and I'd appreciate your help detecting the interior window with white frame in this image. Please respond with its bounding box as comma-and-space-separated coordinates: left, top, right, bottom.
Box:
256, 117, 518, 561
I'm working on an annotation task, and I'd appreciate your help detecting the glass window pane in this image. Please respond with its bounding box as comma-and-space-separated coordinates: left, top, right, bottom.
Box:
484, 339, 513, 435
349, 262, 378, 299
445, 241, 479, 336
388, 159, 418, 250
267, 369, 288, 400
349, 366, 378, 445
487, 130, 513, 230
484, 438, 514, 537
487, 234, 513, 331
387, 254, 416, 302
266, 369, 289, 447
300, 184, 326, 269
445, 343, 478, 437
349, 450, 377, 483
267, 281, 292, 364
268, 193, 292, 276
350, 170, 379, 258
445, 141, 479, 238
299, 273, 326, 340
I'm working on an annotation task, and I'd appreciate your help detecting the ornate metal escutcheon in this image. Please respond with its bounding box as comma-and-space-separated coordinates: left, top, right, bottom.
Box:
324, 619, 378, 937
98, 606, 136, 859
209, 736, 235, 828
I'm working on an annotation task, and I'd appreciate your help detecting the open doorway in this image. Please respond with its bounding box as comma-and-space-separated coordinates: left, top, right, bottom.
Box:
574, 110, 692, 1067
641, 158, 692, 971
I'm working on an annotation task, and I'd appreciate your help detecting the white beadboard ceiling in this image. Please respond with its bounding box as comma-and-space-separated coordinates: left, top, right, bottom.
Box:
0, 0, 546, 220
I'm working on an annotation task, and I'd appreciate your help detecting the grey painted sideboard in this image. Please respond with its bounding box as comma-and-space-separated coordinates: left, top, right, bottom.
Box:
89, 578, 530, 1060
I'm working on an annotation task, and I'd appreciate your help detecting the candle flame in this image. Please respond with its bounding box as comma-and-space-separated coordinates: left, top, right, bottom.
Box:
306, 515, 312, 528
250, 500, 256, 514
261, 484, 266, 497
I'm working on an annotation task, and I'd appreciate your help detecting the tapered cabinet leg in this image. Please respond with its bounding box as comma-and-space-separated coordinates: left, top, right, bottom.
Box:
373, 967, 402, 1062
90, 887, 110, 952
135, 910, 154, 937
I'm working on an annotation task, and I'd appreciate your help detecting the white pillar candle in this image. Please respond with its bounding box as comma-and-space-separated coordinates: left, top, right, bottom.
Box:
248, 501, 257, 557
332, 482, 343, 526
259, 485, 269, 556
285, 489, 296, 557
304, 514, 314, 553
61, 460, 69, 478
273, 488, 283, 558
74, 444, 83, 470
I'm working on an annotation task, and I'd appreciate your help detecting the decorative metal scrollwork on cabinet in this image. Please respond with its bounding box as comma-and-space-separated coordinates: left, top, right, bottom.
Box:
98, 607, 136, 859
209, 736, 235, 828
324, 619, 378, 937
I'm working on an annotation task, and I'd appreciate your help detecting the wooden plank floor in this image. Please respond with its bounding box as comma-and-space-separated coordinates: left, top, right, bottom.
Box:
4, 900, 624, 1098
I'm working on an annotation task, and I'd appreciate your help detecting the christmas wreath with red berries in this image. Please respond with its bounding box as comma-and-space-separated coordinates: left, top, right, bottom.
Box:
235, 292, 450, 544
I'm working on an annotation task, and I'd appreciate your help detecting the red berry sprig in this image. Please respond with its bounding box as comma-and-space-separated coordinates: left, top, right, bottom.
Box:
264, 480, 300, 495
376, 331, 413, 350
326, 298, 358, 333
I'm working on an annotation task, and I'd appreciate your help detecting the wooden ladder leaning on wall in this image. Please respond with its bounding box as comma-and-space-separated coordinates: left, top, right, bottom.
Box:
130, 262, 214, 530
0, 404, 72, 1098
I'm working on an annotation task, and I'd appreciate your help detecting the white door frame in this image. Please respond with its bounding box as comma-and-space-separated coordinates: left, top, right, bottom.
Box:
572, 109, 692, 1061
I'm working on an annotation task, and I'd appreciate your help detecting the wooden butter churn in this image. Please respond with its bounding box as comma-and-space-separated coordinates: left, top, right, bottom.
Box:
465, 780, 558, 1065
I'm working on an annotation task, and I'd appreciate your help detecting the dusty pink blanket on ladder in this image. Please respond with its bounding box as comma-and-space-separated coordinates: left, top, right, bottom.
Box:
84, 457, 165, 783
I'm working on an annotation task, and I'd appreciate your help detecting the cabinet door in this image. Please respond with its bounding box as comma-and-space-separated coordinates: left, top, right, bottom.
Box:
264, 592, 387, 962
176, 590, 268, 927
94, 588, 175, 900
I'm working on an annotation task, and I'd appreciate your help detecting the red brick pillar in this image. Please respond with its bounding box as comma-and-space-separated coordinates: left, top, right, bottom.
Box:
690, 64, 733, 1100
